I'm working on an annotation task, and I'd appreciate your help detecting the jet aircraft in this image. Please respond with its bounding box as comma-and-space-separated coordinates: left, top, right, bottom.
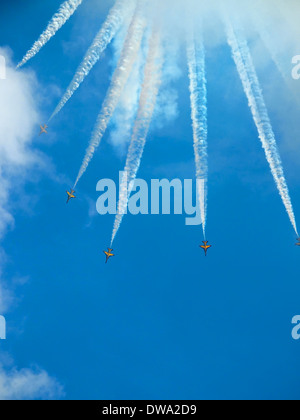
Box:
66, 189, 76, 204
104, 248, 115, 263
39, 124, 48, 135
200, 241, 212, 256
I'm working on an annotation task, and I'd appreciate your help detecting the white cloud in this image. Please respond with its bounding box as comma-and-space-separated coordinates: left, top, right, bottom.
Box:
0, 47, 63, 400
0, 49, 41, 165
0, 48, 42, 312
0, 47, 41, 238
0, 363, 64, 400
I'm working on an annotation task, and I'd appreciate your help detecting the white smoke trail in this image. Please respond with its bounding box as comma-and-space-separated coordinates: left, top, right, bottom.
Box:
49, 0, 136, 121
111, 29, 163, 245
73, 0, 147, 189
226, 20, 298, 236
186, 34, 208, 238
17, 0, 83, 69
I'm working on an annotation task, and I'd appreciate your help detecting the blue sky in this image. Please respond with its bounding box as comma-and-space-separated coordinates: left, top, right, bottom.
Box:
0, 0, 300, 400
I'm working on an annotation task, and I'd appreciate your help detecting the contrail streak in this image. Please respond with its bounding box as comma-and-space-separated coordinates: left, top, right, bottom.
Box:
187, 34, 208, 238
111, 29, 163, 245
226, 20, 298, 236
49, 0, 136, 121
73, 0, 147, 189
17, 0, 83, 69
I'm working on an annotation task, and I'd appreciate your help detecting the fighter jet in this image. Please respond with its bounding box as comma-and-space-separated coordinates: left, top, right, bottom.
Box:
66, 189, 76, 204
104, 248, 114, 264
200, 241, 212, 256
296, 238, 300, 247
39, 124, 48, 135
